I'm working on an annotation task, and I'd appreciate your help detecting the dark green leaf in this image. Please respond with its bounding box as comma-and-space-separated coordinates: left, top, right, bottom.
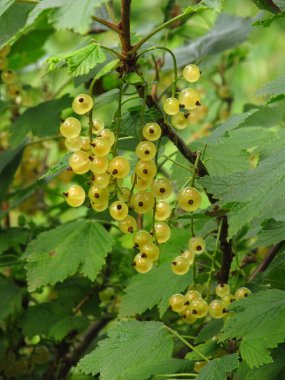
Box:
0, 276, 22, 320
24, 220, 113, 291
256, 76, 285, 98
9, 95, 71, 146
197, 354, 239, 380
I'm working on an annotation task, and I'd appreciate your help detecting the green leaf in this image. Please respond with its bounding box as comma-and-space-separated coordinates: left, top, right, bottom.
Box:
253, 219, 285, 248
20, 302, 67, 338
220, 289, 285, 367
47, 43, 107, 77
256, 76, 285, 98
120, 106, 161, 142
200, 150, 285, 237
200, 0, 224, 11
9, 95, 71, 146
165, 14, 252, 69
0, 228, 29, 255
119, 229, 192, 318
93, 88, 120, 110
93, 59, 120, 82
49, 315, 89, 341
197, 354, 239, 380
40, 153, 71, 182
24, 220, 113, 292
195, 319, 224, 344
0, 144, 24, 200
186, 340, 218, 361
251, 0, 282, 13
124, 72, 143, 85
0, 0, 15, 18
0, 276, 22, 320
28, 0, 108, 34
0, 3, 34, 47
78, 320, 184, 380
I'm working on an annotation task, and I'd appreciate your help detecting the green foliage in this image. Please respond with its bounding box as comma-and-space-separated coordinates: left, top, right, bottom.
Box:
220, 290, 285, 367
47, 43, 107, 77
200, 149, 285, 237
24, 220, 112, 291
165, 14, 252, 68
78, 320, 187, 380
0, 276, 22, 320
197, 353, 239, 380
9, 95, 71, 146
256, 76, 285, 98
253, 219, 285, 247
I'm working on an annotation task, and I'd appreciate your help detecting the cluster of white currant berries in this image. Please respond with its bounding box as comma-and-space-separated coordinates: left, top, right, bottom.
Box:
163, 64, 201, 130
0, 45, 25, 103
171, 236, 206, 275
169, 285, 251, 324
60, 64, 204, 274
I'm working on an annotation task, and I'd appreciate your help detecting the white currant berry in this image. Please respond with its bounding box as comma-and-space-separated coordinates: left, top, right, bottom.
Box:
64, 185, 85, 207
72, 94, 93, 115
182, 64, 201, 83
163, 97, 180, 115
142, 123, 161, 141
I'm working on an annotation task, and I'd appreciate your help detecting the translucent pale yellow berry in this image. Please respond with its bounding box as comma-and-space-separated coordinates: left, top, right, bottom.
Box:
155, 201, 171, 221
169, 294, 186, 313
69, 151, 91, 174
119, 215, 137, 233
60, 117, 81, 139
109, 201, 129, 221
142, 123, 161, 141
235, 287, 251, 300
171, 112, 188, 130
135, 141, 157, 161
194, 361, 207, 373
178, 88, 201, 110
6, 83, 22, 99
98, 129, 115, 146
135, 160, 157, 180
0, 45, 10, 57
64, 185, 85, 207
215, 284, 230, 298
1, 69, 18, 84
109, 156, 130, 178
182, 64, 201, 83
152, 178, 173, 200
190, 298, 208, 318
91, 137, 111, 157
92, 119, 104, 134
92, 172, 110, 188
65, 137, 82, 152
140, 242, 160, 261
208, 300, 227, 319
131, 191, 155, 214
72, 94, 93, 115
133, 230, 153, 248
222, 294, 235, 306
181, 250, 195, 265
154, 222, 171, 243
91, 200, 108, 212
188, 237, 206, 255
133, 254, 153, 273
182, 309, 197, 324
0, 56, 8, 70
90, 156, 109, 174
171, 256, 190, 275
81, 138, 91, 151
163, 97, 180, 115
184, 290, 201, 306
133, 176, 152, 191
118, 187, 131, 202
177, 187, 202, 212
88, 186, 109, 202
